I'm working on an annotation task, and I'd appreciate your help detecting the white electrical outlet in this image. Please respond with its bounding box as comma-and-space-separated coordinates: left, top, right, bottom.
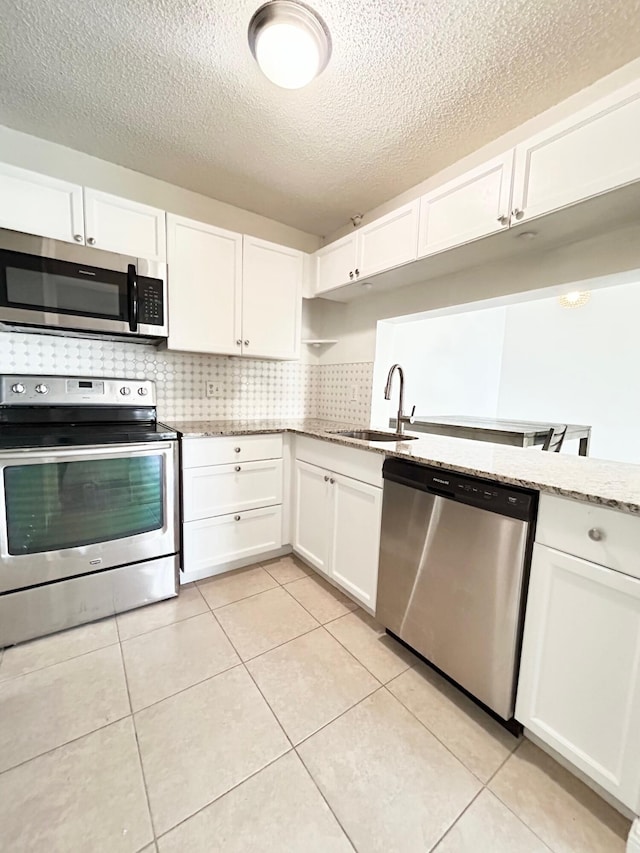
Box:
205, 380, 220, 398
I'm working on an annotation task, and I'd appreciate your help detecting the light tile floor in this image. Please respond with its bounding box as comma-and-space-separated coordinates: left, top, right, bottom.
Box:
0, 554, 631, 852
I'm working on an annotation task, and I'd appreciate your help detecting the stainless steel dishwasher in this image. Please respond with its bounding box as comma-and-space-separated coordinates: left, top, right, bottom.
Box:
376, 458, 536, 721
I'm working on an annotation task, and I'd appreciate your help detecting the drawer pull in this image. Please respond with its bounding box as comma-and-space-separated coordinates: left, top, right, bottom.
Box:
324, 475, 330, 482
234, 447, 241, 453
235, 465, 241, 472
234, 515, 241, 522
329, 477, 335, 484
588, 527, 605, 542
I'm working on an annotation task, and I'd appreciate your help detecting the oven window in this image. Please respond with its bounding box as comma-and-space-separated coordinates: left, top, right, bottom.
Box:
4, 455, 164, 555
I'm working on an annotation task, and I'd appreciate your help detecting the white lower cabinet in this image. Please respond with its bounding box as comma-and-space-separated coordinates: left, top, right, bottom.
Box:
293, 456, 382, 610
181, 435, 284, 581
330, 474, 382, 609
517, 499, 640, 815
293, 460, 331, 573
184, 506, 283, 574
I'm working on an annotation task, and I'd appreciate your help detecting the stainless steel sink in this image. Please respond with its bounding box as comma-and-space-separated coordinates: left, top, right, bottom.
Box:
330, 429, 418, 442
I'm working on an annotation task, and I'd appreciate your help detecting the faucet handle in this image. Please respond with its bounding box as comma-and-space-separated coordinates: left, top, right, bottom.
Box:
409, 405, 416, 423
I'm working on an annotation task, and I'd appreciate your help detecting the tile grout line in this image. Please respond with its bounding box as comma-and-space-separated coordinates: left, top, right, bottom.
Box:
0, 620, 120, 684
483, 739, 557, 853
131, 661, 245, 715
119, 607, 214, 645
425, 788, 485, 853
115, 618, 159, 846
153, 749, 295, 844
0, 712, 132, 778
294, 745, 359, 853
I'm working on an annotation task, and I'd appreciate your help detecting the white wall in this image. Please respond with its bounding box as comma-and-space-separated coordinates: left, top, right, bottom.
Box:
374, 280, 640, 463
0, 125, 320, 253
497, 283, 640, 462
371, 307, 506, 429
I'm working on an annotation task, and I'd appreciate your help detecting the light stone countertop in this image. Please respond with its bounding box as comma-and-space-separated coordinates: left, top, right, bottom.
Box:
168, 418, 640, 516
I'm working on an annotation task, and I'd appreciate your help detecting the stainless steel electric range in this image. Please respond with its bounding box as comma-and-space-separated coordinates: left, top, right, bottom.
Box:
0, 374, 179, 647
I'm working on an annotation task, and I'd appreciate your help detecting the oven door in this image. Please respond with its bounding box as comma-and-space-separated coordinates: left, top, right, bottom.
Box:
0, 441, 178, 593
0, 231, 167, 338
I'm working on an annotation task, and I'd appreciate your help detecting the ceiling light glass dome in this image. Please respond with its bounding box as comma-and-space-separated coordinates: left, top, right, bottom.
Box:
248, 1, 331, 90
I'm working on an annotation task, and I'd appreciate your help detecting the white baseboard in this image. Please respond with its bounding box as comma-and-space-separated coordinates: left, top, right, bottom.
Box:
179, 545, 292, 585
628, 818, 640, 853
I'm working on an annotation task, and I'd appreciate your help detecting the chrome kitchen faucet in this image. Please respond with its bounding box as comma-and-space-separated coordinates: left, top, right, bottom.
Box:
384, 364, 415, 435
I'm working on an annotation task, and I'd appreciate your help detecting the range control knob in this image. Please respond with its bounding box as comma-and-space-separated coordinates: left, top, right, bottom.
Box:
120, 387, 131, 396
11, 382, 25, 394
137, 387, 148, 396
35, 384, 49, 394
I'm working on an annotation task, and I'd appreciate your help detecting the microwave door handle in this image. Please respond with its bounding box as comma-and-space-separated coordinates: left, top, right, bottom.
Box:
127, 264, 138, 333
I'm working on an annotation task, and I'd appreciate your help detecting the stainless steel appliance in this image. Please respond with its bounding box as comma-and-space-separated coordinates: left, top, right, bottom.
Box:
0, 374, 179, 647
0, 229, 167, 340
377, 458, 536, 721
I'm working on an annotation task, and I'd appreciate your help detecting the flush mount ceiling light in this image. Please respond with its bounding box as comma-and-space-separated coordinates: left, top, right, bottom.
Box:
248, 0, 331, 89
558, 290, 591, 309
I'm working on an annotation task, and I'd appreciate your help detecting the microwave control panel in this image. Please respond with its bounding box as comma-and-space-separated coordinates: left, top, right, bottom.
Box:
137, 279, 164, 326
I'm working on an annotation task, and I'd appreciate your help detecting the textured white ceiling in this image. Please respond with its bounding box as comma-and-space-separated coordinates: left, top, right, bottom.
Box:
1, 0, 639, 236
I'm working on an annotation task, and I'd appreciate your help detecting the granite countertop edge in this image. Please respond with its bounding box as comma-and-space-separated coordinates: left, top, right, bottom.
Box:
167, 419, 640, 516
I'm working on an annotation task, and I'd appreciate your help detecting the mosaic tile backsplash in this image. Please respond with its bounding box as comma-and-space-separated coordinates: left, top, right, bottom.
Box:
0, 331, 373, 424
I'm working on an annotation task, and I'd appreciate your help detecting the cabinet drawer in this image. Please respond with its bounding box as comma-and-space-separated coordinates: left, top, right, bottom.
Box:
294, 435, 383, 487
182, 434, 283, 468
536, 495, 640, 579
183, 506, 283, 573
183, 459, 283, 521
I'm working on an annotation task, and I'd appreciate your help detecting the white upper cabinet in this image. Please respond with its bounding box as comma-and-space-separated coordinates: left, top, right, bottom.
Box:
315, 232, 358, 294
418, 152, 514, 257
0, 163, 85, 244
512, 79, 640, 223
356, 199, 420, 277
167, 214, 242, 355
83, 189, 166, 261
517, 543, 640, 812
242, 236, 303, 360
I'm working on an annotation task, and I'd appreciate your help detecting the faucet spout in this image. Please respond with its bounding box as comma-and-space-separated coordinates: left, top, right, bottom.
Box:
384, 363, 406, 433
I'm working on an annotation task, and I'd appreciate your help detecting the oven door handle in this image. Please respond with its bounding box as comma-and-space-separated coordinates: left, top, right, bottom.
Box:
127, 264, 138, 333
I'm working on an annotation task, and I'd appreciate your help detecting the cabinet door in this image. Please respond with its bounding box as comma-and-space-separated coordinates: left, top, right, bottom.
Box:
418, 152, 514, 257
356, 200, 419, 277
293, 460, 330, 573
241, 236, 303, 360
83, 189, 166, 260
512, 79, 640, 223
315, 233, 358, 294
166, 214, 242, 355
516, 544, 640, 811
0, 163, 84, 244
329, 474, 382, 610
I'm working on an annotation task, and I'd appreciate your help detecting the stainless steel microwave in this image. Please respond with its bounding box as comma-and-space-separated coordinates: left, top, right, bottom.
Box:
0, 229, 167, 341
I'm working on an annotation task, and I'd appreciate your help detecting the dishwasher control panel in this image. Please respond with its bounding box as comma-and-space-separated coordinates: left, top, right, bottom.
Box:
383, 458, 535, 521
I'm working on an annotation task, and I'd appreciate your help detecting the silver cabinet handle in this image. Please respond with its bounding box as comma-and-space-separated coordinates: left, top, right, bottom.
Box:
73, 234, 83, 242
234, 515, 241, 521
236, 339, 242, 346
234, 447, 241, 453
349, 271, 354, 279
324, 475, 330, 482
329, 477, 335, 484
235, 465, 241, 472
511, 208, 524, 219
497, 214, 508, 225
244, 339, 249, 346
87, 237, 96, 245
355, 268, 360, 276
588, 527, 604, 542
